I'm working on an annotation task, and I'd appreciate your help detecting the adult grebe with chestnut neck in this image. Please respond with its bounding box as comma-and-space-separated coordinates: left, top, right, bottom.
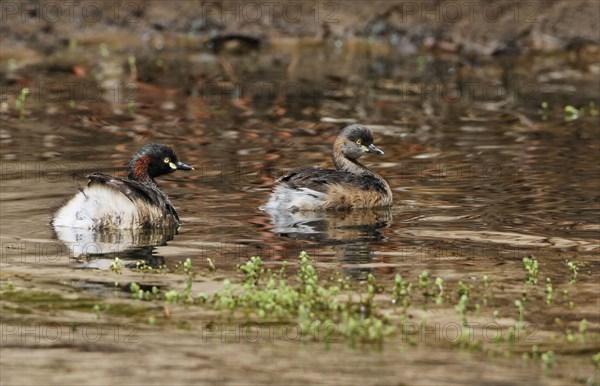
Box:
52, 144, 194, 229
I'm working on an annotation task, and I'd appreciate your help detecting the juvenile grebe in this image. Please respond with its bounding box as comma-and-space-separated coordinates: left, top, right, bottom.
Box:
52, 144, 194, 229
262, 124, 392, 211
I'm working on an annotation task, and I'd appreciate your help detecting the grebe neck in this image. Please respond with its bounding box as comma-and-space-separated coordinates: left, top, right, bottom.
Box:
128, 156, 159, 189
333, 152, 372, 175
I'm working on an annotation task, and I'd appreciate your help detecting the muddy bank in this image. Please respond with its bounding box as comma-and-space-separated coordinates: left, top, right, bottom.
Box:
1, 0, 599, 58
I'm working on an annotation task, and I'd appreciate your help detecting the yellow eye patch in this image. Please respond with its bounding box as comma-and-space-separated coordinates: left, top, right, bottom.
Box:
356, 139, 362, 145
163, 157, 170, 163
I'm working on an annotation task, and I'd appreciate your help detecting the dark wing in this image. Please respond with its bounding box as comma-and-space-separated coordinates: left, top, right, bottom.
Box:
86, 173, 180, 222
277, 167, 388, 195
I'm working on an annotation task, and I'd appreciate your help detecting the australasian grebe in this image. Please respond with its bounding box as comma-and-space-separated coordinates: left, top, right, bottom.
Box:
52, 144, 194, 229
262, 124, 393, 211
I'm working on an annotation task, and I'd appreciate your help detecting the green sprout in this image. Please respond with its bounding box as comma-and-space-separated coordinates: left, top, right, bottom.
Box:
522, 256, 538, 285
455, 294, 469, 326
566, 260, 579, 284
541, 351, 554, 369
434, 277, 444, 305
545, 278, 553, 304
16, 87, 30, 119
564, 105, 580, 121
515, 299, 525, 323
579, 319, 588, 341
593, 353, 600, 369
129, 282, 145, 300
391, 274, 411, 308
110, 257, 123, 275
93, 304, 101, 319
165, 290, 180, 304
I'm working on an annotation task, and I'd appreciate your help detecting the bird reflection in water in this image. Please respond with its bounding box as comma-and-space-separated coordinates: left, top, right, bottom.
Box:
262, 206, 393, 280
53, 226, 176, 269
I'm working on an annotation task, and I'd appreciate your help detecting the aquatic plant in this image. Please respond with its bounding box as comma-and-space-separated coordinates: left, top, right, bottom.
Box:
456, 281, 469, 297
434, 277, 444, 305
578, 319, 588, 342
541, 350, 554, 369
593, 353, 600, 369
515, 299, 525, 323
455, 294, 468, 326
522, 256, 538, 285
15, 87, 29, 120
209, 252, 392, 344
391, 274, 411, 308
545, 278, 554, 304
110, 257, 123, 275
482, 275, 491, 306
566, 260, 579, 284
564, 105, 580, 121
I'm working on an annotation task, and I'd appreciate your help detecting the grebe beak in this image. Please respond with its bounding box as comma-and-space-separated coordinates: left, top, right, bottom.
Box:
176, 161, 195, 171
367, 144, 384, 155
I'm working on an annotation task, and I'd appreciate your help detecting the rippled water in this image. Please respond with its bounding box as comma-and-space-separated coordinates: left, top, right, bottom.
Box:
2, 40, 599, 386
2, 43, 598, 272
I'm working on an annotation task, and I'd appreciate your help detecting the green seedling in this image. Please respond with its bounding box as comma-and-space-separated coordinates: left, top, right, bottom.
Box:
579, 319, 588, 341
545, 278, 553, 304
507, 326, 516, 345
593, 353, 600, 369
455, 294, 468, 326
482, 275, 491, 306
128, 55, 137, 79
566, 260, 579, 284
456, 281, 469, 297
565, 329, 575, 343
515, 299, 525, 323
110, 257, 123, 275
16, 87, 30, 119
522, 256, 538, 284
129, 282, 144, 300
541, 351, 554, 369
564, 105, 580, 121
540, 102, 549, 120
434, 277, 444, 305
418, 271, 430, 288
238, 256, 264, 285
165, 290, 180, 304
391, 274, 411, 308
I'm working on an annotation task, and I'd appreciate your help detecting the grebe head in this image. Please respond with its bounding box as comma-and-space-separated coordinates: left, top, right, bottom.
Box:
128, 143, 194, 183
334, 124, 384, 161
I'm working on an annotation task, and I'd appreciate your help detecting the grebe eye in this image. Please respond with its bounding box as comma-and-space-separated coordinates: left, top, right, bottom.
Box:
356, 139, 362, 145
163, 157, 170, 163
